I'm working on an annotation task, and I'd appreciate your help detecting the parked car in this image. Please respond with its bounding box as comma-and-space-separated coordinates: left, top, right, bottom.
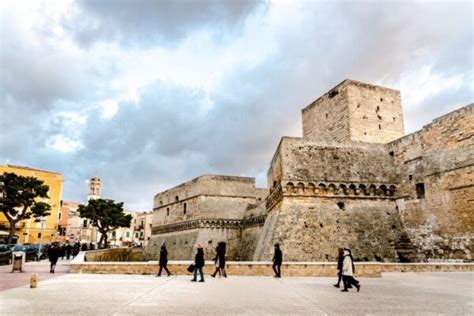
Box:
0, 245, 13, 265
12, 245, 40, 261
30, 244, 50, 260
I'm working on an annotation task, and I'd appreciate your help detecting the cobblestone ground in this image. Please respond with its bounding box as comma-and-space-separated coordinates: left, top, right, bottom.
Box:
0, 272, 472, 315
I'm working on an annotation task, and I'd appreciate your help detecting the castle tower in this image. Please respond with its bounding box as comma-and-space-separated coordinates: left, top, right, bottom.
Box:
302, 79, 405, 144
87, 176, 101, 201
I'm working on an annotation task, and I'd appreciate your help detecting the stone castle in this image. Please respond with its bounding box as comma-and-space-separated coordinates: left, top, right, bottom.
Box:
146, 79, 473, 262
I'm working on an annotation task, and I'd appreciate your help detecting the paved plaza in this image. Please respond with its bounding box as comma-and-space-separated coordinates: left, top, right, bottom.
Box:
0, 266, 473, 315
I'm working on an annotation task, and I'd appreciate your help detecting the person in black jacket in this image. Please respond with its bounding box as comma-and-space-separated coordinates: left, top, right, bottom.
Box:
47, 242, 61, 273
157, 244, 171, 277
210, 245, 221, 278
191, 244, 205, 282
65, 242, 72, 260
333, 248, 344, 288
211, 242, 227, 278
272, 243, 282, 278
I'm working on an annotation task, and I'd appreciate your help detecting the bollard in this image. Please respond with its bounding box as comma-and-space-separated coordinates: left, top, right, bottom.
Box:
30, 273, 38, 288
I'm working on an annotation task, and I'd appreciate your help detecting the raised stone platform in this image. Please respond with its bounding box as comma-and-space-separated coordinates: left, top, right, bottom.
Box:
71, 252, 474, 276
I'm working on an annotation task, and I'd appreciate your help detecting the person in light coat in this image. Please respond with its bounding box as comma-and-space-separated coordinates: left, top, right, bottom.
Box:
341, 249, 361, 292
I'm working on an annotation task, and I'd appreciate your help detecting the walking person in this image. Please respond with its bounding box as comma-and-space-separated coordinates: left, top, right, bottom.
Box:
333, 248, 344, 288
65, 242, 72, 260
60, 244, 66, 260
156, 244, 171, 277
47, 242, 61, 273
341, 249, 361, 292
210, 245, 221, 278
272, 243, 282, 278
211, 242, 227, 278
191, 244, 205, 282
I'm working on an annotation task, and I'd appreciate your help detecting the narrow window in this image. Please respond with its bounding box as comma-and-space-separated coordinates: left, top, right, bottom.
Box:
183, 203, 187, 215
376, 106, 380, 112
175, 196, 179, 202
379, 124, 382, 130
166, 208, 170, 216
409, 175, 413, 181
337, 202, 345, 210
83, 219, 88, 228
325, 113, 329, 119
416, 183, 425, 199
38, 232, 42, 238
380, 98, 383, 102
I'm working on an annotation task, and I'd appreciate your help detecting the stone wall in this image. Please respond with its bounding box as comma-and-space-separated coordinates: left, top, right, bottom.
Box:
388, 104, 474, 261
146, 225, 243, 261
268, 138, 399, 187
84, 248, 145, 262
255, 197, 406, 262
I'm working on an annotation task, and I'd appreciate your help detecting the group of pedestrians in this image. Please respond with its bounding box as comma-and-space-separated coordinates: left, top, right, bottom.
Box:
158, 242, 361, 291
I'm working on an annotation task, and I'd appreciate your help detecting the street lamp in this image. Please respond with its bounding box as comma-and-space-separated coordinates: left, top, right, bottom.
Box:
38, 217, 46, 260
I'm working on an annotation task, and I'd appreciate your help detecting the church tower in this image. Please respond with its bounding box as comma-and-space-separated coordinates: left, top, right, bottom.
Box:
87, 176, 101, 201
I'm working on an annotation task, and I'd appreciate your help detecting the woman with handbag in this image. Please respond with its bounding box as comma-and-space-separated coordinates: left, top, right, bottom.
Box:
191, 243, 205, 282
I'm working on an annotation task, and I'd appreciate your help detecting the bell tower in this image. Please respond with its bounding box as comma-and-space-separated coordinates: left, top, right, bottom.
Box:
87, 176, 101, 200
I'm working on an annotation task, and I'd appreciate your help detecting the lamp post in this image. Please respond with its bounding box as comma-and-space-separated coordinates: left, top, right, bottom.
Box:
38, 217, 46, 260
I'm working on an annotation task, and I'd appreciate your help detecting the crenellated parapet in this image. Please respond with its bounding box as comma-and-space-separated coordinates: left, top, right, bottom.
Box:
266, 180, 398, 211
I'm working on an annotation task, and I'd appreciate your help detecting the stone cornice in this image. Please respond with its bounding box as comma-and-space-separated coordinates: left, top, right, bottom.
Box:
152, 215, 268, 235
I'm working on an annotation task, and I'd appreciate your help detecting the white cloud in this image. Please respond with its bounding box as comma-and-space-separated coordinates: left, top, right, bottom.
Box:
47, 135, 83, 153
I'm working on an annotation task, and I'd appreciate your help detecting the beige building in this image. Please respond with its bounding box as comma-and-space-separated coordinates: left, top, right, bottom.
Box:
132, 211, 153, 247
64, 201, 99, 244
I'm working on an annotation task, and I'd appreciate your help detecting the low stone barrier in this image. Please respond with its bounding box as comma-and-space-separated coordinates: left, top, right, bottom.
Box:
84, 248, 144, 262
70, 255, 474, 277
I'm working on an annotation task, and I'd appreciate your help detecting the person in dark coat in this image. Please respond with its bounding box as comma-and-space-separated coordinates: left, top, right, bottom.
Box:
211, 242, 227, 278
191, 244, 205, 282
72, 243, 80, 258
333, 248, 344, 288
60, 244, 66, 260
157, 244, 171, 277
47, 242, 61, 273
341, 249, 361, 292
89, 242, 95, 250
65, 242, 72, 260
272, 243, 282, 278
210, 245, 221, 278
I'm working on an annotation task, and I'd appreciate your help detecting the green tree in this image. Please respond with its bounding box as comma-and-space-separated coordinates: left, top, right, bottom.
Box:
78, 198, 132, 248
0, 172, 52, 244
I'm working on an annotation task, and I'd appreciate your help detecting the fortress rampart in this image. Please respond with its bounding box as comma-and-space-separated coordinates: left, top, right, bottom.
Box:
147, 80, 473, 263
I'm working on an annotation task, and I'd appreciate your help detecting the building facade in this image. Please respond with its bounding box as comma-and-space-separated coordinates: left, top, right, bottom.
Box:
147, 79, 473, 262
0, 165, 64, 244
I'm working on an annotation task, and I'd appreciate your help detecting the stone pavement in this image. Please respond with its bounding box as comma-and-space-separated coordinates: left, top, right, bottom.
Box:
0, 259, 70, 291
0, 272, 472, 315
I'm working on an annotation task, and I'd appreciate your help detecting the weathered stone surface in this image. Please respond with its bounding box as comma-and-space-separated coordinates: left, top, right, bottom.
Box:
148, 79, 473, 263
70, 258, 474, 277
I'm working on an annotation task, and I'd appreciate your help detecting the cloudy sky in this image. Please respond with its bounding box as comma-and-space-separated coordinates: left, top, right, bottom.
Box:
0, 0, 472, 211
